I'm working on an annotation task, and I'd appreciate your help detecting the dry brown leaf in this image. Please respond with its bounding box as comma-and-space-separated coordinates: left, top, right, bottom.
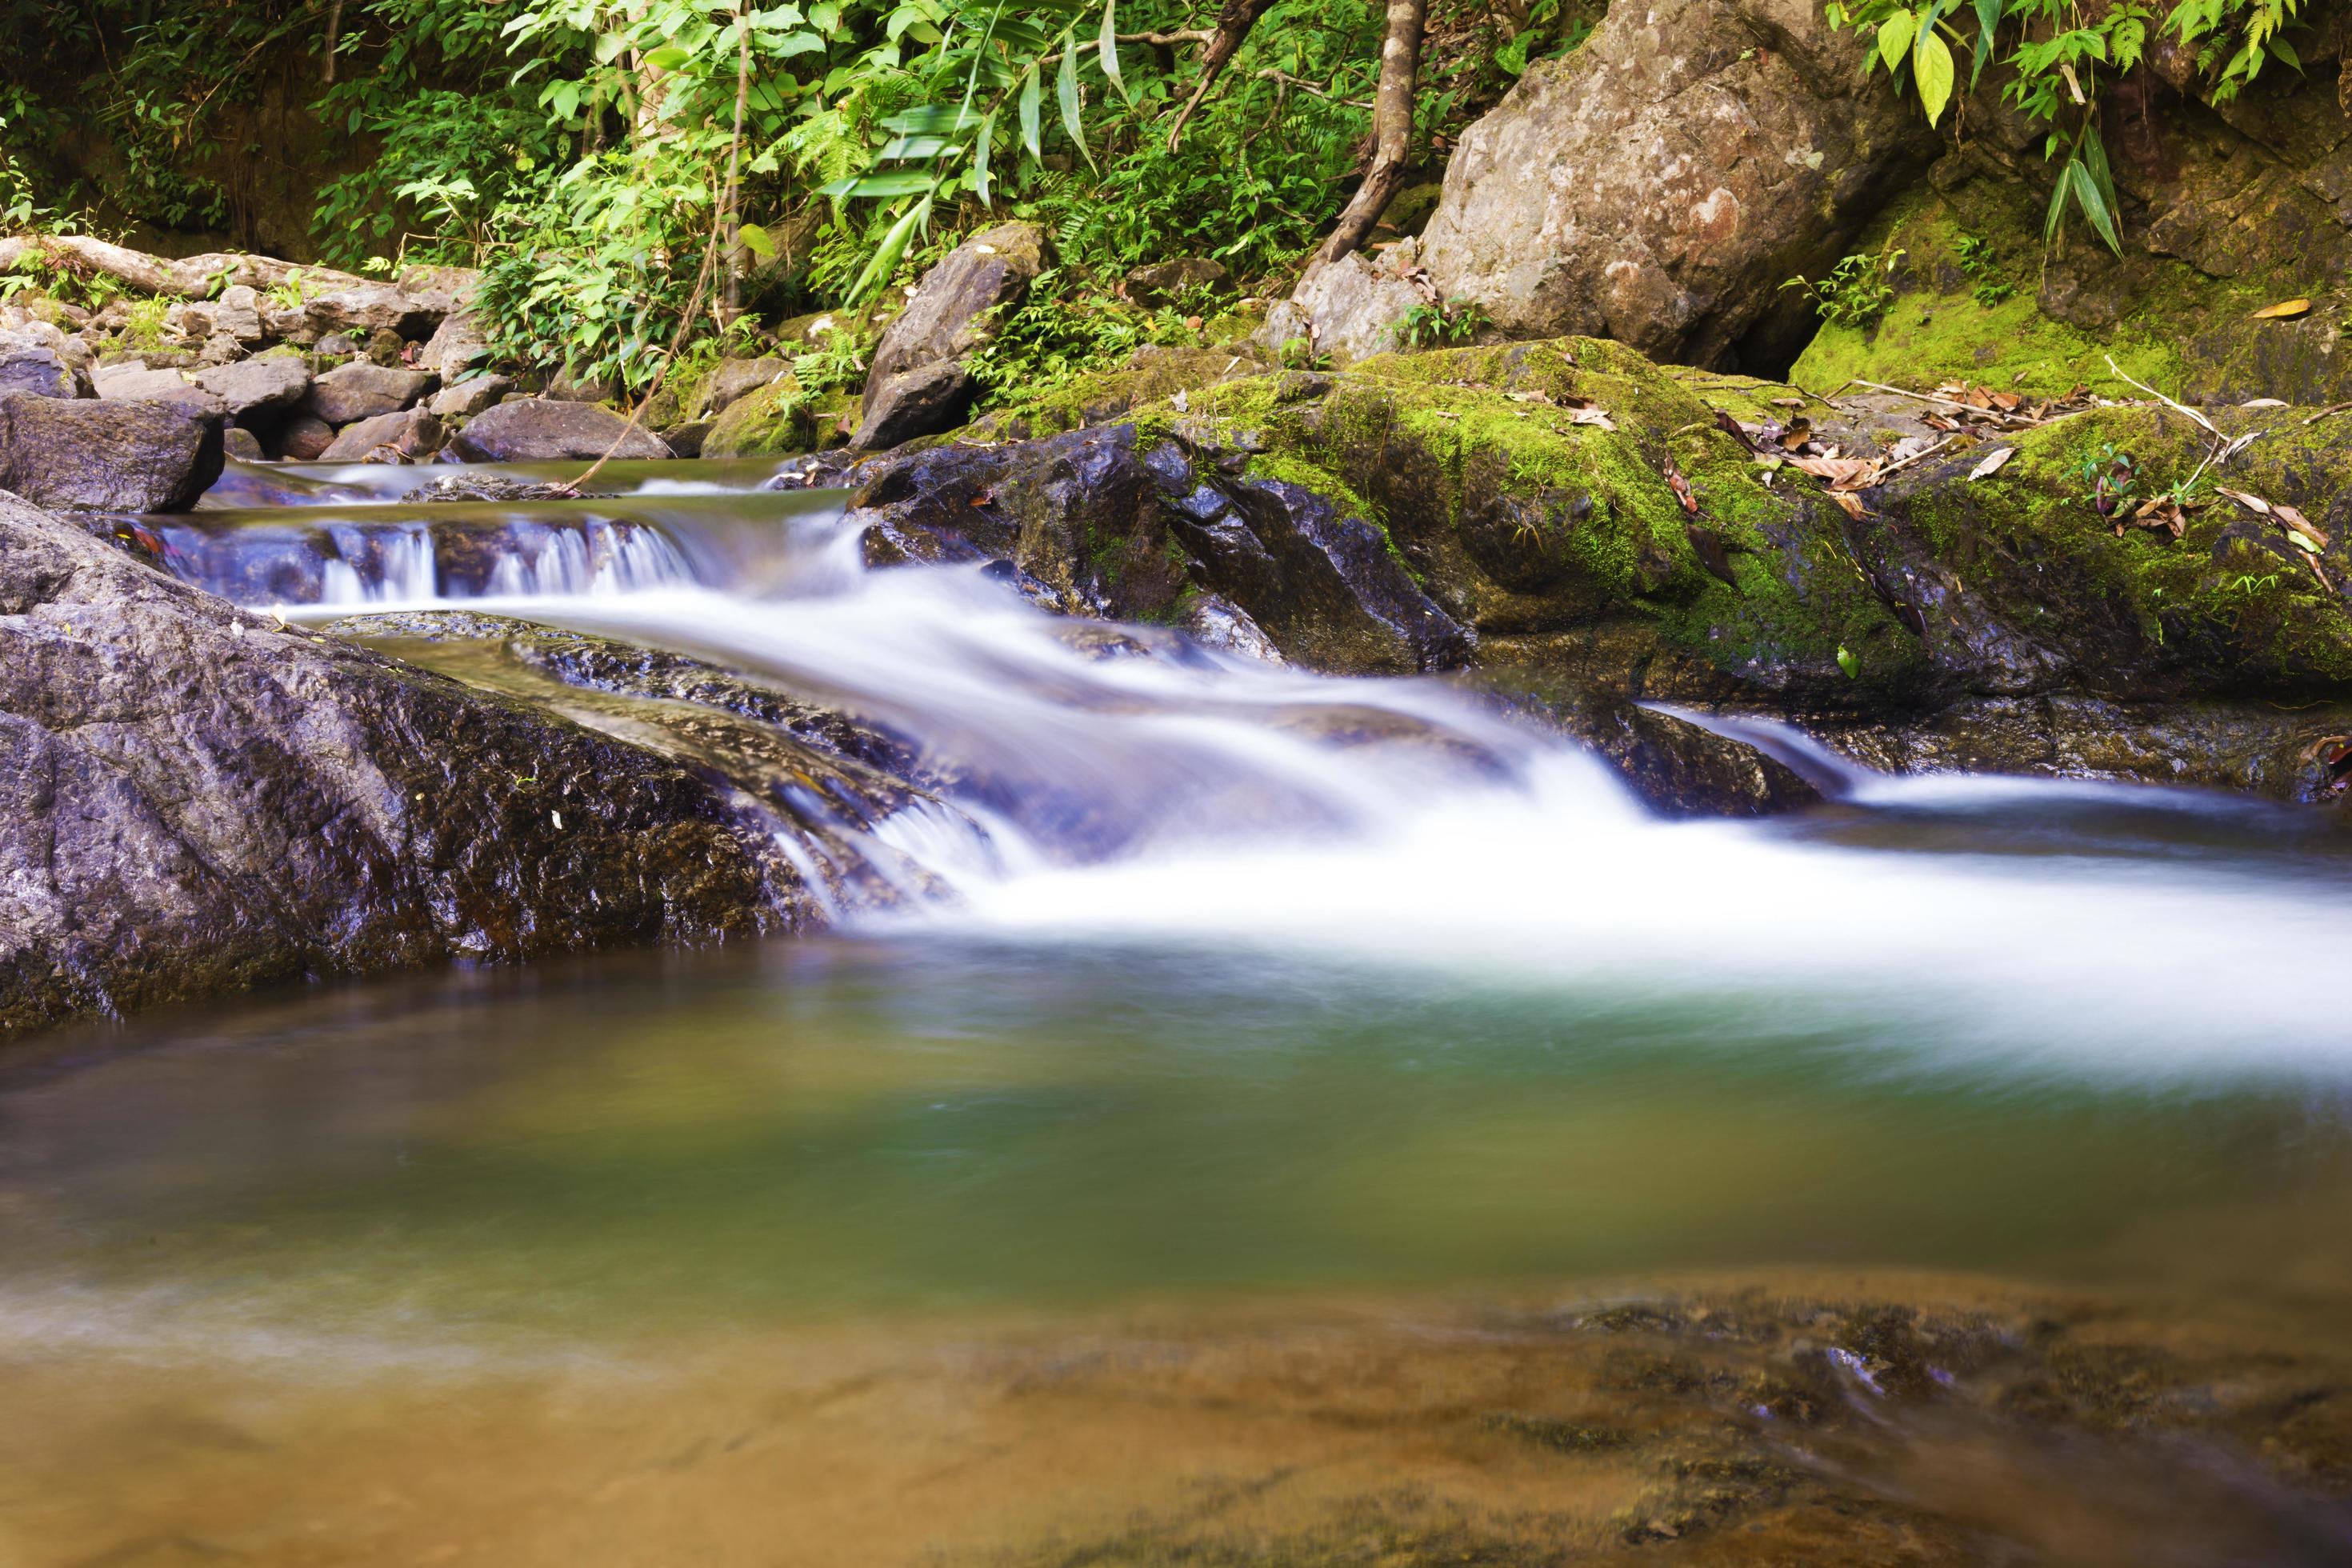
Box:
1770, 396, 1806, 408
2251, 298, 2312, 320
1789, 454, 1880, 490
1662, 456, 1699, 516
1826, 490, 1866, 520
2218, 486, 2272, 516
1968, 446, 2016, 480
1567, 406, 1616, 430
1776, 418, 1814, 451
2242, 398, 2289, 408
2272, 501, 2330, 548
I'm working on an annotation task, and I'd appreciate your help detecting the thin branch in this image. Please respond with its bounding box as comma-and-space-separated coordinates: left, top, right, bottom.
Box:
1250, 68, 1373, 107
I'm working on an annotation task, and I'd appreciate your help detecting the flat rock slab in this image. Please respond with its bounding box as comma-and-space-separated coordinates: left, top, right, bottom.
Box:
305, 362, 438, 426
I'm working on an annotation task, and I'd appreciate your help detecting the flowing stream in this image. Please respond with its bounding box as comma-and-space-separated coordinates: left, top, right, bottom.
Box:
6, 458, 2352, 1565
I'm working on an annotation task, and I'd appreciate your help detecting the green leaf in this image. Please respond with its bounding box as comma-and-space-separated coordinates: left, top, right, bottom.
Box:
1913, 28, 1955, 126
644, 43, 693, 69
1056, 32, 1094, 169
2070, 158, 2122, 253
1969, 0, 2000, 85
847, 193, 931, 306
1876, 10, 1917, 72
1837, 645, 1859, 678
879, 105, 978, 134
738, 222, 775, 258
1098, 0, 1126, 102
2043, 154, 2074, 246
974, 107, 996, 207
1018, 66, 1042, 159
816, 169, 941, 198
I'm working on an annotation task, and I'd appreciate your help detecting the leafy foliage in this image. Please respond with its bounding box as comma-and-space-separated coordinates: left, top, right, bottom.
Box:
1782, 244, 1905, 328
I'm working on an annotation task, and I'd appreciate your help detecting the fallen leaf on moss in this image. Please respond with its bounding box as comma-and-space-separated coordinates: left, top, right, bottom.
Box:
1968, 446, 2016, 479
2251, 298, 2312, 320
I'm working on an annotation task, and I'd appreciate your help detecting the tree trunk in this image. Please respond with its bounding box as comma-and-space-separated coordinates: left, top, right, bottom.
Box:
1164, 0, 1276, 153
1312, 0, 1426, 266
721, 2, 753, 312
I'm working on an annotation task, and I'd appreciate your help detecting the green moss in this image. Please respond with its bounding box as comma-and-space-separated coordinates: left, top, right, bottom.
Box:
701, 375, 814, 458
1786, 183, 2263, 401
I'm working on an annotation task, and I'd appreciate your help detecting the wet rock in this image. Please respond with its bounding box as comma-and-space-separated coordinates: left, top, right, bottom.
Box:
840, 423, 1470, 674
303, 362, 436, 425
400, 474, 608, 504
857, 221, 1046, 445
447, 398, 672, 462
318, 406, 443, 462
193, 355, 312, 423
1522, 686, 1823, 816
1327, 0, 1935, 369
1121, 257, 1234, 308
0, 392, 224, 511
851, 359, 975, 451
1179, 593, 1287, 664
222, 426, 265, 462
0, 491, 802, 1038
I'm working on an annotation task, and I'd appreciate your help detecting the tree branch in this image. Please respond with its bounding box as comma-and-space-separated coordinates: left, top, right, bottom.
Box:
1312, 0, 1426, 264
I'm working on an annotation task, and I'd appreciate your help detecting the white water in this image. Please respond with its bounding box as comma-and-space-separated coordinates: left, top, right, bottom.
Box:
190, 462, 2352, 1082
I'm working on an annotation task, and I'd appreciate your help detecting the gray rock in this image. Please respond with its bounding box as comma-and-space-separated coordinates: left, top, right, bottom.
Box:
545, 366, 617, 403
859, 221, 1045, 434
198, 333, 243, 366
94, 366, 230, 418
194, 355, 312, 422
446, 398, 672, 462
695, 357, 790, 418
415, 310, 489, 379
662, 419, 714, 458
266, 282, 442, 346
851, 360, 977, 450
427, 373, 513, 419
0, 346, 76, 399
222, 426, 266, 461
304, 362, 436, 425
314, 331, 362, 358
318, 406, 444, 462
1286, 252, 1434, 364
0, 392, 224, 510
1121, 257, 1234, 308
1336, 0, 1936, 368
364, 326, 409, 366
272, 414, 336, 461
395, 265, 480, 318
0, 490, 794, 1038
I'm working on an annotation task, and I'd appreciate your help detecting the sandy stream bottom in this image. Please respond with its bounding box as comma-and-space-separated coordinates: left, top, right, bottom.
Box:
6, 1267, 2352, 1568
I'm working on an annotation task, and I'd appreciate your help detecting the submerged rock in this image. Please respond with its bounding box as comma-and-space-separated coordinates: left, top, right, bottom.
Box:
0, 492, 806, 1037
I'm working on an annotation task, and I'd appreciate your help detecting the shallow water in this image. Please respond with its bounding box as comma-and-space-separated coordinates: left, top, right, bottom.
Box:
7, 457, 2352, 1564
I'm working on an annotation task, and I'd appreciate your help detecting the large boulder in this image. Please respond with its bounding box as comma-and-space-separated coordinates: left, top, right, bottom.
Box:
850, 359, 975, 451
264, 282, 444, 345
446, 398, 673, 462
304, 362, 437, 426
0, 392, 223, 510
855, 221, 1046, 446
1292, 0, 1935, 369
0, 492, 802, 1037
694, 356, 790, 418
702, 378, 817, 458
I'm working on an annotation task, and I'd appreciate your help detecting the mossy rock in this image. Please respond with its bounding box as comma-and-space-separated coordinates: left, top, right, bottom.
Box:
1789, 168, 2347, 406
702, 376, 815, 458
967, 344, 1270, 442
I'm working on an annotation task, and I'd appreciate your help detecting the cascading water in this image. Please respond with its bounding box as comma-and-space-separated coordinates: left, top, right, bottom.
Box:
154, 455, 2352, 1071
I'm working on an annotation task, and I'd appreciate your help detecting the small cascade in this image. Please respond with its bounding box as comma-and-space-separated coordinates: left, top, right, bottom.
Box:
146, 455, 2352, 1064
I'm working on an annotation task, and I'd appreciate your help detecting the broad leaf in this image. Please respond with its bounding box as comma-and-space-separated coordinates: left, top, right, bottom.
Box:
974, 107, 996, 206
645, 43, 693, 69
1914, 29, 1955, 126
1018, 66, 1042, 159
738, 222, 775, 258
1970, 0, 2000, 85
1877, 10, 1917, 71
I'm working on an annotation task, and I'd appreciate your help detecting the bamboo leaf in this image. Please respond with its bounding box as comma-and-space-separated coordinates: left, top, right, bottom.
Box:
1056, 31, 1094, 169
2070, 159, 2122, 254
1969, 0, 2000, 85
847, 193, 931, 306
974, 106, 995, 207
1018, 66, 1041, 160
1098, 0, 1126, 101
